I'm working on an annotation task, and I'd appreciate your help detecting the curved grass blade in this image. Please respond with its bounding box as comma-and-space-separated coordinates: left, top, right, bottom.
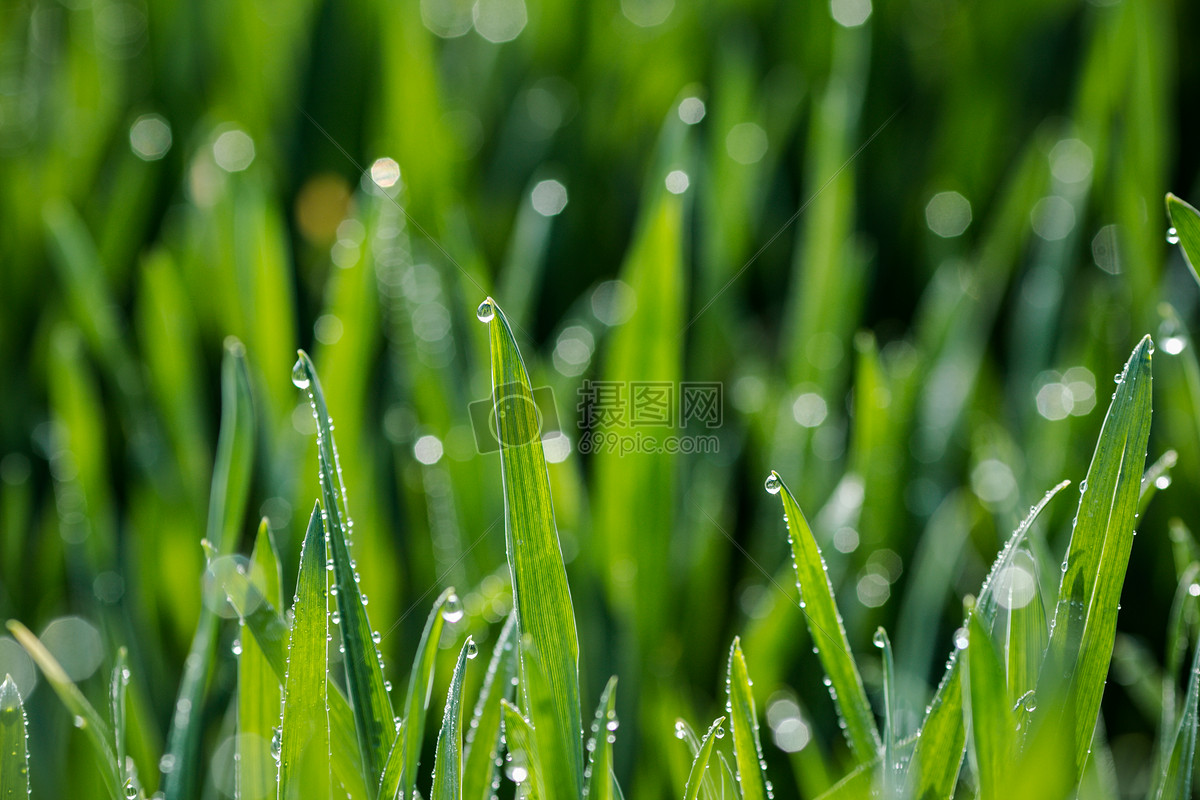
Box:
206, 510, 367, 800
278, 505, 331, 800
163, 338, 255, 800
481, 298, 582, 798
1163, 564, 1200, 737
908, 479, 1071, 799
1166, 193, 1200, 286
874, 629, 898, 799
962, 614, 1014, 800
814, 760, 873, 800
1037, 336, 1153, 780
379, 587, 457, 800
1152, 637, 1200, 800
682, 716, 725, 800
238, 520, 284, 800
769, 472, 880, 763
463, 613, 518, 800
430, 637, 475, 800
294, 351, 395, 785
673, 718, 719, 800
1140, 449, 1178, 514
727, 638, 768, 800
110, 648, 137, 799
584, 677, 618, 800
7, 620, 120, 795
501, 699, 547, 800
999, 548, 1047, 707
0, 676, 29, 799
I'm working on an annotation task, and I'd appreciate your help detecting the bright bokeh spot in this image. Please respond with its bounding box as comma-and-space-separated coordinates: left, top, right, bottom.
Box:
1031, 195, 1075, 240
474, 0, 527, 42
531, 179, 568, 216
212, 128, 255, 172
41, 616, 104, 681
726, 122, 768, 165
678, 97, 706, 125
665, 169, 690, 194
129, 113, 171, 161
925, 191, 972, 238
370, 157, 401, 189
1050, 138, 1093, 184
621, 0, 674, 27
414, 434, 444, 465
830, 0, 872, 27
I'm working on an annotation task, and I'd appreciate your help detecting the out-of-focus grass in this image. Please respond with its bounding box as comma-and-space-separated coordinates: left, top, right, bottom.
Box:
0, 0, 1198, 797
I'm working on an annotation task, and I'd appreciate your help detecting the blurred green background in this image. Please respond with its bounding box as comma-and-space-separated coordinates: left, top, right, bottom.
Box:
2, 0, 1200, 796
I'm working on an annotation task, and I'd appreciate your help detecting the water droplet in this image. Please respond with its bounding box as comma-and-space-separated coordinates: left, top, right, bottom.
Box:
1156, 474, 1173, 490
1160, 317, 1188, 355
476, 299, 496, 323
231, 639, 242, 656
73, 715, 86, 729
953, 627, 969, 650
384, 680, 392, 692
1168, 227, 1180, 245
270, 727, 282, 760
291, 359, 310, 389
764, 471, 782, 495
673, 720, 686, 739
372, 631, 382, 644
442, 593, 465, 623
124, 779, 138, 799
1189, 583, 1200, 598
331, 610, 341, 625
872, 629, 887, 648
714, 724, 725, 738
467, 638, 479, 659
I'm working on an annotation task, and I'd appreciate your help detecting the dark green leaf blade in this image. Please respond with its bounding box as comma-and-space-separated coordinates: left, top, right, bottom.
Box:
294, 350, 395, 785
584, 677, 618, 800
278, 505, 332, 800
430, 637, 475, 800
682, 716, 725, 800
0, 675, 29, 800
463, 613, 518, 800
1166, 193, 1200, 286
482, 298, 583, 799
501, 699, 547, 800
727, 638, 767, 800
963, 614, 1014, 800
238, 520, 284, 800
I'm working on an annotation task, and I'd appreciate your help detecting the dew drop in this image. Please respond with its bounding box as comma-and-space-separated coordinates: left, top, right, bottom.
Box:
476, 299, 496, 323
372, 631, 382, 644
1168, 227, 1180, 245
764, 471, 782, 495
872, 629, 887, 648
73, 715, 86, 729
124, 778, 138, 799
953, 627, 969, 650
442, 593, 465, 623
291, 359, 310, 389
467, 638, 479, 659
673, 719, 686, 739
331, 610, 341, 625
714, 724, 725, 738
270, 727, 282, 760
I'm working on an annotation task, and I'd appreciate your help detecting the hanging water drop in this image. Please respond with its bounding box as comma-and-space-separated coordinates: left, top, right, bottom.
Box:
331, 610, 341, 625
953, 627, 969, 650
476, 298, 496, 323
673, 719, 687, 739
442, 593, 465, 623
124, 778, 138, 800
372, 631, 382, 644
291, 359, 310, 389
1168, 227, 1180, 244
872, 629, 887, 648
714, 723, 725, 738
271, 727, 282, 760
764, 471, 782, 495
467, 638, 479, 659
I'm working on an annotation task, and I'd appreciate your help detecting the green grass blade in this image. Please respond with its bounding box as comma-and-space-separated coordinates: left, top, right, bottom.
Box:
0, 676, 29, 799
963, 614, 1014, 800
110, 648, 136, 798
873, 628, 898, 798
462, 613, 518, 800
163, 338, 255, 800
908, 479, 1071, 799
769, 472, 881, 763
1153, 638, 1200, 800
584, 677, 618, 800
1038, 336, 1153, 779
727, 637, 768, 800
238, 520, 284, 800
430, 637, 475, 800
278, 504, 332, 800
6, 620, 120, 796
1166, 193, 1200, 287
682, 716, 724, 800
378, 587, 456, 800
293, 351, 395, 786
1000, 548, 1048, 710
501, 699, 547, 800
481, 298, 582, 798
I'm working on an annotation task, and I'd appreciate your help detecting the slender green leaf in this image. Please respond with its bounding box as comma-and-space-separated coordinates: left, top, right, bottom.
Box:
278, 505, 332, 800
682, 716, 724, 800
482, 298, 582, 798
1166, 193, 1200, 286
584, 677, 618, 800
430, 637, 475, 800
379, 587, 457, 800
963, 614, 1013, 800
770, 472, 880, 762
814, 760, 873, 800
1139, 449, 1177, 514
163, 338, 255, 800
673, 719, 719, 800
293, 350, 395, 786
7, 620, 121, 795
1038, 336, 1153, 779
110, 648, 136, 799
727, 638, 767, 800
462, 613, 518, 800
238, 520, 284, 800
1153, 638, 1200, 800
999, 548, 1047, 706
0, 675, 29, 799
908, 479, 1070, 799
501, 699, 547, 800
874, 628, 898, 799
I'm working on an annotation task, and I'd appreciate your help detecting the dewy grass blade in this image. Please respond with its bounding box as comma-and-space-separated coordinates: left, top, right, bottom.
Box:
1162, 564, 1200, 738
278, 505, 332, 800
768, 472, 881, 763
462, 613, 518, 800
682, 716, 725, 800
1152, 638, 1200, 800
206, 512, 367, 800
379, 587, 457, 800
110, 648, 135, 798
430, 637, 475, 800
479, 298, 583, 798
238, 520, 284, 800
1038, 336, 1153, 780
1000, 548, 1046, 708
163, 339, 255, 800
584, 677, 618, 800
873, 628, 898, 799
727, 637, 769, 800
1166, 193, 1200, 287
0, 675, 29, 799
293, 351, 395, 785
501, 699, 547, 800
908, 479, 1070, 799
6, 620, 121, 795
962, 614, 1014, 800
